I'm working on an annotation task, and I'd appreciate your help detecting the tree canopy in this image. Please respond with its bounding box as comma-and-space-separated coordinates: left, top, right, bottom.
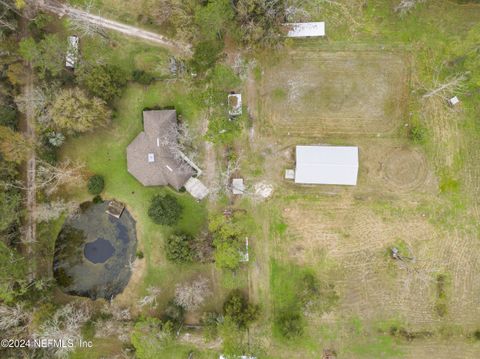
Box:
19, 35, 67, 78
165, 232, 194, 263
49, 88, 111, 134
148, 194, 182, 226
0, 125, 30, 163
77, 64, 129, 102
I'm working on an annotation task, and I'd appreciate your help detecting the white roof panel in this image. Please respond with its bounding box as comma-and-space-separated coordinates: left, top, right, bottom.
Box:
295, 145, 358, 185
286, 22, 325, 37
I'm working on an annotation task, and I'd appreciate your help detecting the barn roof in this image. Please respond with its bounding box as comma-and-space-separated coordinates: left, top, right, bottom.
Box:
126, 110, 194, 190
295, 145, 358, 185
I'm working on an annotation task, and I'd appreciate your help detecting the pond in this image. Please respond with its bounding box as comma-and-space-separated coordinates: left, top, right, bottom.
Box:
53, 201, 137, 300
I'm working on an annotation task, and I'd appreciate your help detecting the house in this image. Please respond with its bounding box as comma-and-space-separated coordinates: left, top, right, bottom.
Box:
284, 22, 325, 38
66, 35, 79, 68
228, 93, 242, 117
294, 145, 358, 185
127, 110, 208, 199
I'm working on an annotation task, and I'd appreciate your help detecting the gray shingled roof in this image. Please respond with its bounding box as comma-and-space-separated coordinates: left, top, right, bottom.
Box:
126, 110, 194, 190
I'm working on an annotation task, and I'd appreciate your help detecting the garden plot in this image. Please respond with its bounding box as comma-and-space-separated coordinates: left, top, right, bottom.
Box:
261, 50, 408, 136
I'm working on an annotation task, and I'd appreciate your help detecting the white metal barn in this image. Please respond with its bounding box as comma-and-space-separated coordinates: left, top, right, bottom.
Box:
294, 145, 358, 185
286, 22, 325, 37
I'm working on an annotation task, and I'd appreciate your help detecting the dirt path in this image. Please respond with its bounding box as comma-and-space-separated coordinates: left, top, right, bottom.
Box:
24, 74, 36, 253
201, 113, 217, 199
19, 11, 37, 280
35, 0, 191, 55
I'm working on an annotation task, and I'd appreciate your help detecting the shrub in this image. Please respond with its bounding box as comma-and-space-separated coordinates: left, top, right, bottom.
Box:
165, 232, 194, 262
136, 250, 144, 259
92, 195, 103, 204
162, 301, 184, 328
87, 175, 105, 195
148, 194, 182, 226
223, 290, 259, 329
132, 70, 155, 85
54, 268, 73, 287
408, 124, 427, 144
275, 311, 303, 339
191, 40, 224, 73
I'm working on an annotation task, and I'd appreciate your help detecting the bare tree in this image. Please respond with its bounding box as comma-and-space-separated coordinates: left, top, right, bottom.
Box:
36, 160, 85, 195
0, 304, 29, 333
33, 303, 90, 358
137, 286, 161, 308
210, 155, 241, 197
174, 276, 212, 311
34, 200, 78, 223
66, 0, 108, 38
0, 7, 16, 31
422, 72, 468, 100
394, 0, 426, 16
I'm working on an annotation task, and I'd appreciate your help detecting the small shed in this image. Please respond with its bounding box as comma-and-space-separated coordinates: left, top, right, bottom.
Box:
285, 22, 325, 38
66, 35, 79, 68
232, 178, 245, 195
106, 200, 125, 219
295, 145, 359, 185
448, 96, 460, 106
239, 237, 249, 262
285, 169, 295, 180
184, 177, 209, 200
228, 93, 242, 116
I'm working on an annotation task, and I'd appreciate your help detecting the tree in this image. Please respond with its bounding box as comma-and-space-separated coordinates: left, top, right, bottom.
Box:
0, 241, 27, 304
6, 62, 28, 86
46, 131, 65, 147
33, 304, 90, 358
234, 0, 285, 46
19, 35, 68, 78
0, 125, 30, 163
191, 40, 223, 73
34, 200, 77, 223
195, 0, 233, 40
49, 88, 111, 134
214, 240, 242, 270
223, 290, 259, 329
137, 286, 161, 308
209, 214, 245, 270
165, 232, 194, 262
87, 174, 105, 195
148, 194, 182, 226
36, 159, 85, 195
77, 64, 128, 102
0, 304, 28, 333
131, 317, 174, 359
0, 190, 21, 231
174, 276, 211, 310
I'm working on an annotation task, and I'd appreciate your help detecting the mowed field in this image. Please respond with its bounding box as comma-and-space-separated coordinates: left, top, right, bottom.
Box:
260, 49, 408, 137
246, 46, 480, 358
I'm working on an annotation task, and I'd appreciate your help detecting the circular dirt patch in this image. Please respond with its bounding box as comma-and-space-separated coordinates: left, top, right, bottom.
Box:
383, 148, 428, 191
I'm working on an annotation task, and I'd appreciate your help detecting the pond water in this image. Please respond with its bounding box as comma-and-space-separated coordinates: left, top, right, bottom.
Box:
84, 238, 115, 264
53, 201, 137, 300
